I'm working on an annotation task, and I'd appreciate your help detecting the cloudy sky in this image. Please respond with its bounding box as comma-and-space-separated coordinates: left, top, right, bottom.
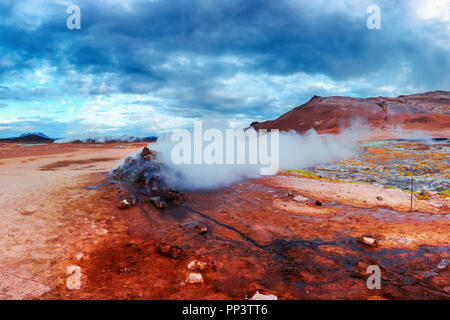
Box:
0, 0, 449, 138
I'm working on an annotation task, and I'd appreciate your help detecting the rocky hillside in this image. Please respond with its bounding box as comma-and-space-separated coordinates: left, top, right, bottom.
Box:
252, 91, 450, 134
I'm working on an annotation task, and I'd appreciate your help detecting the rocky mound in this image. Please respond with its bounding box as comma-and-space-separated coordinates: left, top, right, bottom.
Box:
111, 147, 186, 210
251, 91, 450, 134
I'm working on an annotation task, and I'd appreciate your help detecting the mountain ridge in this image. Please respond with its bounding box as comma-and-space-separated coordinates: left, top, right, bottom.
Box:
251, 91, 450, 136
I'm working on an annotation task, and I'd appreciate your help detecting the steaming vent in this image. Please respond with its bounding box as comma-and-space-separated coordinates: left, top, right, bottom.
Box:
111, 147, 186, 210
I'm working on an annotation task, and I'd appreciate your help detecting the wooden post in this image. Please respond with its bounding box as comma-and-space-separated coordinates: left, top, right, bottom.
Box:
410, 176, 413, 212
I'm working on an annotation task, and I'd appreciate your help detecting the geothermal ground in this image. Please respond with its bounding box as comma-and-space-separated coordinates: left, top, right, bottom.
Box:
0, 140, 448, 300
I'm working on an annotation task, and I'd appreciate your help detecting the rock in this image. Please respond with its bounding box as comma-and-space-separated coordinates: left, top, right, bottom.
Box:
141, 147, 156, 160
154, 200, 167, 209
66, 265, 82, 290
157, 243, 184, 259
249, 291, 277, 300
187, 272, 203, 284
314, 200, 322, 206
359, 236, 377, 248
20, 205, 39, 215
352, 260, 370, 278
141, 147, 150, 157
376, 196, 383, 201
437, 259, 448, 270
292, 195, 308, 203
187, 260, 207, 271
166, 190, 185, 202
150, 196, 167, 209
195, 224, 208, 234
118, 199, 131, 210
135, 173, 147, 189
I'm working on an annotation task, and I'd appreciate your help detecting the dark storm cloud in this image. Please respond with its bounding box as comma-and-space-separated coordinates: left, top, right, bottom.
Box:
0, 0, 448, 136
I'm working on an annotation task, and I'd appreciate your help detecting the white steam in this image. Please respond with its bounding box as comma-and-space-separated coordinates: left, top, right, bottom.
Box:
391, 127, 434, 141
148, 123, 367, 190
54, 134, 143, 144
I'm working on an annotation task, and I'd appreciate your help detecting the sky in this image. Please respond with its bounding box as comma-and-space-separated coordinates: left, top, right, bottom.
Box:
0, 0, 449, 138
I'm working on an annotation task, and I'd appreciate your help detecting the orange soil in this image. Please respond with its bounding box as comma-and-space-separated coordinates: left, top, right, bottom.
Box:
0, 143, 448, 300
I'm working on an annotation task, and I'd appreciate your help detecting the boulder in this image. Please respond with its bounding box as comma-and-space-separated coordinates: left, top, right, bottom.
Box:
157, 243, 184, 259
187, 260, 207, 271
150, 196, 167, 209
359, 236, 377, 248
195, 224, 208, 234
187, 272, 204, 284
119, 199, 131, 210
292, 195, 308, 203
249, 291, 277, 300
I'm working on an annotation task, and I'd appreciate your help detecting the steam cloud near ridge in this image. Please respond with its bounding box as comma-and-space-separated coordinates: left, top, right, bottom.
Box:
141, 121, 369, 190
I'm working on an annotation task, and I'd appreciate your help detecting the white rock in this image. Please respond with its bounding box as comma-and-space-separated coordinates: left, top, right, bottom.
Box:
66, 265, 82, 290
187, 272, 203, 284
187, 260, 207, 271
292, 195, 308, 203
250, 291, 277, 300
437, 259, 448, 270
21, 205, 39, 215
360, 236, 377, 247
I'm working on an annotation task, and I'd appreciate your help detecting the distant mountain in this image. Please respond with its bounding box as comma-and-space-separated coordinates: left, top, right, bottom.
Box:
0, 134, 54, 143
19, 132, 50, 139
251, 91, 450, 135
54, 135, 158, 144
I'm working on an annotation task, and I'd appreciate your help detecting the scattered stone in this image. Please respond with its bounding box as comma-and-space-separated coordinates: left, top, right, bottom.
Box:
20, 205, 39, 215
187, 260, 207, 271
195, 224, 208, 234
359, 236, 377, 248
437, 259, 448, 270
187, 272, 204, 284
352, 260, 370, 278
292, 195, 308, 203
166, 189, 185, 202
140, 147, 150, 157
118, 199, 131, 210
157, 243, 184, 259
249, 291, 277, 300
150, 196, 167, 209
66, 265, 82, 290
135, 173, 147, 189
141, 147, 157, 160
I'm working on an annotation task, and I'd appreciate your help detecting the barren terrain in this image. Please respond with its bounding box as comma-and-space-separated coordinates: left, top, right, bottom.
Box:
0, 140, 448, 300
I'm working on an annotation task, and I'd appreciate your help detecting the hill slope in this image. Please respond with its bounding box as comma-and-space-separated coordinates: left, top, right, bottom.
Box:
252, 91, 450, 135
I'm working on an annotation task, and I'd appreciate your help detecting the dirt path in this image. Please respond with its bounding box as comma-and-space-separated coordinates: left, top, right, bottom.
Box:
0, 143, 143, 299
